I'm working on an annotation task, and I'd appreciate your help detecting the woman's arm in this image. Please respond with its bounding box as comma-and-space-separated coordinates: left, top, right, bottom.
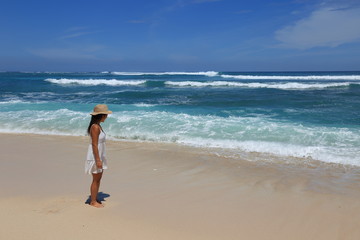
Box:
90, 124, 103, 169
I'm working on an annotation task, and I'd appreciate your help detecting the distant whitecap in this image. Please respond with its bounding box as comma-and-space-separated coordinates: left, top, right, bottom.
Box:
111, 71, 218, 77
165, 81, 355, 89
221, 74, 360, 80
45, 78, 146, 86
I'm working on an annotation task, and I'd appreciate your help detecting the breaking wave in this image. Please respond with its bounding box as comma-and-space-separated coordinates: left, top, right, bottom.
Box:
165, 81, 355, 89
111, 71, 219, 77
45, 78, 146, 86
220, 74, 360, 80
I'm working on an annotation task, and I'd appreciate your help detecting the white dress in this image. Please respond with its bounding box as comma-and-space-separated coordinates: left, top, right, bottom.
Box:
85, 130, 108, 174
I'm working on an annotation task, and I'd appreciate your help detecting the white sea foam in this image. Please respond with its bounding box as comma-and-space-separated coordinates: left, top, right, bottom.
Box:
165, 81, 354, 89
45, 78, 146, 86
0, 100, 29, 104
108, 111, 360, 165
133, 103, 156, 107
1, 108, 360, 167
221, 74, 360, 80
0, 128, 83, 136
177, 138, 360, 166
111, 71, 218, 77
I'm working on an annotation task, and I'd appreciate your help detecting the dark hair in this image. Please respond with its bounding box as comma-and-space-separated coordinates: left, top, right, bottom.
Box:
87, 114, 106, 135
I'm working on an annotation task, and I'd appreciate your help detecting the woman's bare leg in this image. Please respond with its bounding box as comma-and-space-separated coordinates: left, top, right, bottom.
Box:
90, 172, 103, 208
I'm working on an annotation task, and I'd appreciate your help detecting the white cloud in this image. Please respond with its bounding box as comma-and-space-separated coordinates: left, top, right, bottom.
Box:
64, 26, 89, 32
275, 7, 360, 49
59, 27, 100, 40
60, 31, 95, 40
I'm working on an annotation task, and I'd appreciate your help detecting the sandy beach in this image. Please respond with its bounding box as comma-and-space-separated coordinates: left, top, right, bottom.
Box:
1, 133, 360, 240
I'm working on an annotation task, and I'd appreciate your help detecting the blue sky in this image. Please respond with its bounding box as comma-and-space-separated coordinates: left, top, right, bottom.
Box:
1, 0, 360, 71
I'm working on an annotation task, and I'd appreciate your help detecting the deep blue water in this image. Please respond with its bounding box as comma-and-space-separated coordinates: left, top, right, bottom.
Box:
1, 71, 360, 166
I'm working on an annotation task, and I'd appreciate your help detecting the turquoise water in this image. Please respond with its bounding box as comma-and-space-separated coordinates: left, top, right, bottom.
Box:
1, 71, 360, 166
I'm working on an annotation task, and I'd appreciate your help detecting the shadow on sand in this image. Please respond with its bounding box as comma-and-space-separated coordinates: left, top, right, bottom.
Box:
85, 192, 111, 205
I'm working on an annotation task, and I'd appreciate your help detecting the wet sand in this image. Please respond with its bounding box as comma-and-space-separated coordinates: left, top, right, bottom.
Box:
1, 133, 360, 240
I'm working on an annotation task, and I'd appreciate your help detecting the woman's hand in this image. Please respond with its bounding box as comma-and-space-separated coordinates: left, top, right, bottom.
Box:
96, 160, 103, 169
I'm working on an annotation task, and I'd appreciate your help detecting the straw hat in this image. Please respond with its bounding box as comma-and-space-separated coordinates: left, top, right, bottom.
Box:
90, 104, 113, 115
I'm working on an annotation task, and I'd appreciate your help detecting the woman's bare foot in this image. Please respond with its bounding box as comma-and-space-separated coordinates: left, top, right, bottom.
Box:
90, 201, 104, 208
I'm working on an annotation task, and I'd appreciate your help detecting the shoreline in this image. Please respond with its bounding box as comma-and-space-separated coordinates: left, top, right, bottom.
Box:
2, 133, 360, 239
2, 131, 360, 170
2, 132, 360, 195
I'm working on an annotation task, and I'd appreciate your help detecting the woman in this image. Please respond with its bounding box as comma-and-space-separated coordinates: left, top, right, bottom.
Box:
85, 104, 112, 208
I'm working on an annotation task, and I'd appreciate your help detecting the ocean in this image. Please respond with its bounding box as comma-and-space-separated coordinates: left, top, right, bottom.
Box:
1, 71, 360, 166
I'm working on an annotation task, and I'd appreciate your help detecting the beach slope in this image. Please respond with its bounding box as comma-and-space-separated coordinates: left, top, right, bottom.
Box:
1, 133, 360, 240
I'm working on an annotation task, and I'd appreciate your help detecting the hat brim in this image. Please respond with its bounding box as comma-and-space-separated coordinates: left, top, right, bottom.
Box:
90, 111, 112, 115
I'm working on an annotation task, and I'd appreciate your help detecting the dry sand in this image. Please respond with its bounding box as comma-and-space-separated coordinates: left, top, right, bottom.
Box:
1, 133, 360, 240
